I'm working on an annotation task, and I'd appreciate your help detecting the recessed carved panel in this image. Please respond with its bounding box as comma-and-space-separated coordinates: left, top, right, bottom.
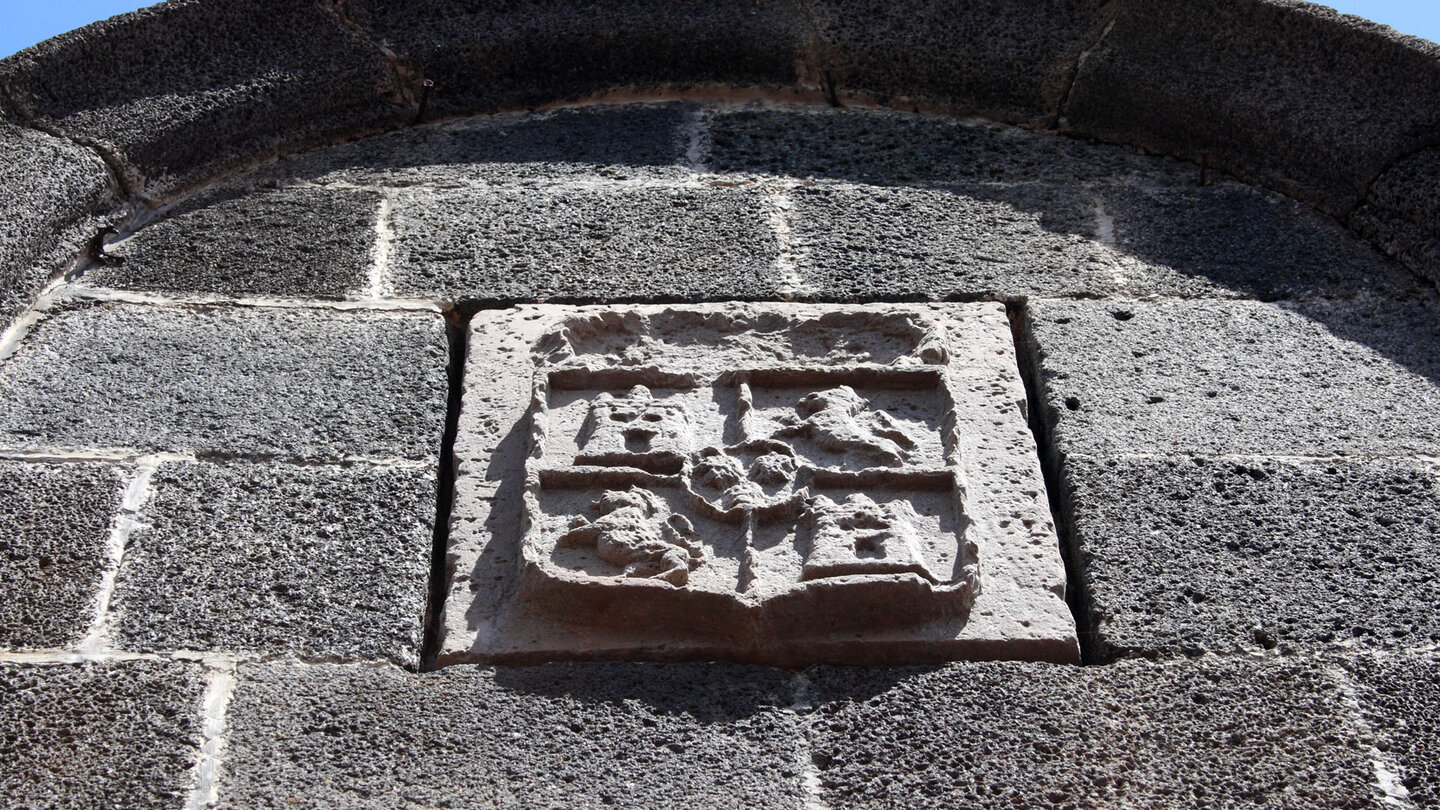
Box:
443, 304, 1077, 666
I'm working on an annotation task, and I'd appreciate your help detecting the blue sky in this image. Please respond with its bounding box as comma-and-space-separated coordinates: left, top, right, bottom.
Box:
0, 0, 1435, 60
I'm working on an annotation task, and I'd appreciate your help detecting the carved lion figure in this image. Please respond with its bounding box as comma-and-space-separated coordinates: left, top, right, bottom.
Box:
556, 486, 704, 586
773, 386, 917, 467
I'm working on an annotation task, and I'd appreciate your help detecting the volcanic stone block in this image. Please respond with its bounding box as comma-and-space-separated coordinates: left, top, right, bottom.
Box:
806, 0, 1110, 125
219, 662, 804, 809
788, 184, 1117, 299
110, 461, 436, 665
0, 461, 126, 649
1351, 147, 1440, 287
1104, 184, 1425, 300
705, 106, 1195, 187
88, 187, 380, 300
343, 0, 808, 119
1349, 652, 1440, 808
388, 184, 781, 301
0, 121, 118, 333
1026, 297, 1440, 457
805, 657, 1375, 808
1064, 455, 1440, 659
442, 303, 1075, 666
0, 302, 448, 460
0, 659, 204, 808
0, 0, 406, 198
257, 103, 691, 188
1063, 0, 1440, 216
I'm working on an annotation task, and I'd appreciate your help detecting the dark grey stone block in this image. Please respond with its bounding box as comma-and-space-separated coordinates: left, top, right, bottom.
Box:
1349, 652, 1440, 809
1027, 296, 1440, 457
87, 186, 380, 300
705, 105, 1196, 187
111, 461, 435, 665
344, 0, 808, 119
257, 103, 691, 187
1064, 455, 1440, 659
0, 659, 204, 808
806, 657, 1374, 808
0, 122, 118, 333
0, 302, 448, 460
1063, 0, 1440, 216
806, 0, 1109, 125
0, 461, 125, 649
1106, 184, 1425, 300
219, 662, 804, 808
0, 0, 407, 199
789, 183, 1117, 299
1351, 147, 1440, 289
389, 184, 780, 301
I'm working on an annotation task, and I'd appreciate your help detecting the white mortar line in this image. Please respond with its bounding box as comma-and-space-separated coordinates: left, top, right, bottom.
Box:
1062, 450, 1440, 465
789, 672, 831, 810
765, 182, 808, 301
367, 194, 396, 299
185, 660, 239, 810
60, 285, 445, 314
1327, 664, 1417, 809
683, 107, 712, 173
77, 457, 166, 653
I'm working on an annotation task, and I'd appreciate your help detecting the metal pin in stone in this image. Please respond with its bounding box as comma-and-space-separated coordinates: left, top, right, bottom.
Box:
86, 226, 124, 266
822, 66, 841, 108
413, 79, 435, 125
1199, 151, 1209, 187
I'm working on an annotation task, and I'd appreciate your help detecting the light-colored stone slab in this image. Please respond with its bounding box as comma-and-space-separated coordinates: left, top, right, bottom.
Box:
441, 303, 1076, 666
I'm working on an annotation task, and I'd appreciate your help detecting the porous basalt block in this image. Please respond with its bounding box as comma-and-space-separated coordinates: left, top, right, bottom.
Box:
1351, 147, 1440, 288
442, 303, 1075, 666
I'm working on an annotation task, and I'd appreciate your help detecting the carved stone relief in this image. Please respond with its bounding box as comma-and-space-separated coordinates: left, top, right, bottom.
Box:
443, 304, 1078, 666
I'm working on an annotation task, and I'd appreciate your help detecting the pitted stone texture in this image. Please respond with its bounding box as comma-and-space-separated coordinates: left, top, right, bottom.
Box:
219, 662, 804, 809
705, 106, 1197, 187
0, 0, 405, 198
344, 0, 807, 119
1064, 455, 1440, 659
1349, 652, 1440, 808
788, 183, 1116, 299
1063, 0, 1440, 216
0, 302, 447, 460
807, 0, 1108, 125
0, 122, 117, 332
805, 658, 1374, 808
111, 461, 435, 665
0, 461, 125, 649
256, 104, 690, 187
389, 184, 780, 301
0, 659, 204, 808
443, 303, 1074, 667
1352, 147, 1440, 287
1028, 297, 1440, 457
89, 187, 380, 299
1105, 184, 1426, 301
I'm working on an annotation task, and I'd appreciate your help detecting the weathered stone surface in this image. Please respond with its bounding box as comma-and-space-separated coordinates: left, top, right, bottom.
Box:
806, 0, 1109, 125
0, 461, 125, 649
0, 0, 406, 198
111, 461, 435, 665
1063, 0, 1440, 216
788, 183, 1116, 299
1349, 652, 1440, 809
1104, 184, 1426, 300
389, 184, 780, 301
0, 659, 204, 808
1064, 455, 1440, 659
0, 122, 117, 332
344, 0, 807, 119
0, 302, 448, 460
805, 657, 1374, 808
1351, 147, 1440, 288
257, 103, 691, 187
88, 187, 380, 300
705, 105, 1195, 187
1027, 296, 1440, 457
443, 303, 1074, 666
219, 662, 804, 808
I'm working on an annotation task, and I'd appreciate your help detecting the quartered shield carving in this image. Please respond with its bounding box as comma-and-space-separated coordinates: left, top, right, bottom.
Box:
445, 304, 1079, 666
